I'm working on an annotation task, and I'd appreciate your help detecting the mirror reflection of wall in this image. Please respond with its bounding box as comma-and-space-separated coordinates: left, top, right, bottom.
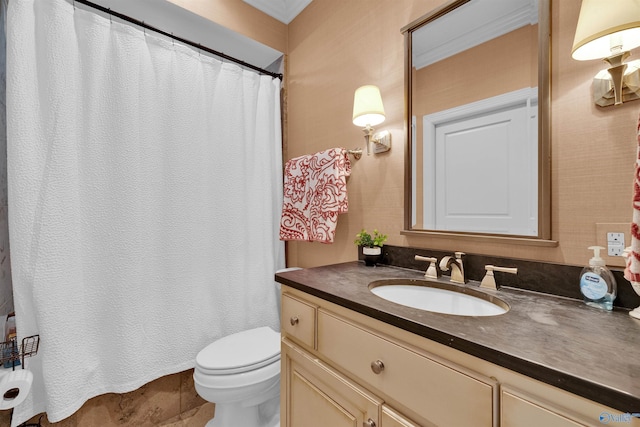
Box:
407, 0, 550, 239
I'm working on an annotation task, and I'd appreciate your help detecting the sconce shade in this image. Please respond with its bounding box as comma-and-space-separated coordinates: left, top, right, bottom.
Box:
352, 85, 385, 127
571, 0, 640, 60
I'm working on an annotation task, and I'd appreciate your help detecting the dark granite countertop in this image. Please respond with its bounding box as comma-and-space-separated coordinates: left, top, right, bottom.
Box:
275, 262, 640, 414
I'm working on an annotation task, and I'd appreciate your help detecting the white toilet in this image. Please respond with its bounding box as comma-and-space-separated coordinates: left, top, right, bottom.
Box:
193, 268, 300, 427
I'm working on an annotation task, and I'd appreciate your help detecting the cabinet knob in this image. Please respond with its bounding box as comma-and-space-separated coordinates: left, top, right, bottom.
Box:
370, 359, 384, 374
290, 316, 299, 326
364, 418, 377, 427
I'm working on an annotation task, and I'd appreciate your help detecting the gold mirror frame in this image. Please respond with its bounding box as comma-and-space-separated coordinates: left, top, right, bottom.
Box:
401, 0, 553, 246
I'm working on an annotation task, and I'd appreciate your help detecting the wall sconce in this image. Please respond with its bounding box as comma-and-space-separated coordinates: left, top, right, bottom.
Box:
352, 85, 391, 155
571, 0, 640, 106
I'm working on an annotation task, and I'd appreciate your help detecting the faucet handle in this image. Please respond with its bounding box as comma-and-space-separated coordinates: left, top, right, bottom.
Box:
480, 265, 518, 290
454, 251, 466, 259
414, 255, 440, 279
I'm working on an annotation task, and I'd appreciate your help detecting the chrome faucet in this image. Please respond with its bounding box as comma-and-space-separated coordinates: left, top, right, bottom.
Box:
439, 252, 466, 284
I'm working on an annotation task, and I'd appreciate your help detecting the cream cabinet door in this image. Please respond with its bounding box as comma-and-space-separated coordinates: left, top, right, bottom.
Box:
281, 338, 382, 427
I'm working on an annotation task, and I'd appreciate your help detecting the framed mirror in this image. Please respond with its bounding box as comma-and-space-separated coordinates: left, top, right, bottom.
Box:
402, 0, 552, 244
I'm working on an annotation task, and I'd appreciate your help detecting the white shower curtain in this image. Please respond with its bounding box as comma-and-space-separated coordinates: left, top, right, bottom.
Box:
6, 0, 285, 424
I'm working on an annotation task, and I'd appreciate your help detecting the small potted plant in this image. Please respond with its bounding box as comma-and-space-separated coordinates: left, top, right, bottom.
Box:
354, 229, 387, 266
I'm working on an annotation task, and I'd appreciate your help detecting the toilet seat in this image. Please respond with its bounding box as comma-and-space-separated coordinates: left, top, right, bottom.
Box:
195, 326, 280, 375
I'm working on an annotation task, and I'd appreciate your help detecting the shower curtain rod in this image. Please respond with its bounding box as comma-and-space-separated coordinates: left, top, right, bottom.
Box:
72, 0, 283, 80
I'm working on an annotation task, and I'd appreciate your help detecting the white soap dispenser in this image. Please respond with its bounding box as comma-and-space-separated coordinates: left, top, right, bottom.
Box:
579, 246, 617, 311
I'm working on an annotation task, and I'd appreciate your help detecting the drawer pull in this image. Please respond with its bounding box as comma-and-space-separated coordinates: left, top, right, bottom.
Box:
370, 359, 384, 374
364, 418, 377, 427
290, 316, 299, 326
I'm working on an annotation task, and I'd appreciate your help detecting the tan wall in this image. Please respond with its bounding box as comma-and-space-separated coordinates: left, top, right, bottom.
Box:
286, 0, 640, 269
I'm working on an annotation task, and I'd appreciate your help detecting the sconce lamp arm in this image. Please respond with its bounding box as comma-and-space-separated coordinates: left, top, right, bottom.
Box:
604, 51, 631, 105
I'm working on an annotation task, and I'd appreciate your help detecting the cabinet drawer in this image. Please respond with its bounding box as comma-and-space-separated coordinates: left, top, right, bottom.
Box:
501, 387, 588, 427
318, 309, 497, 427
281, 293, 316, 348
382, 404, 421, 427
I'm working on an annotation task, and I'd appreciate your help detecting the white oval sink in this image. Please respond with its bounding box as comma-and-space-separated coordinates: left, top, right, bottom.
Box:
369, 279, 509, 316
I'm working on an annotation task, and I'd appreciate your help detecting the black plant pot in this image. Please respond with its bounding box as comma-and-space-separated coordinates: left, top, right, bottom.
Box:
362, 246, 382, 266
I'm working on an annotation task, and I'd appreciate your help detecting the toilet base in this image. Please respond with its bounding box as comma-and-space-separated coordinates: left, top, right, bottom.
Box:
205, 396, 280, 427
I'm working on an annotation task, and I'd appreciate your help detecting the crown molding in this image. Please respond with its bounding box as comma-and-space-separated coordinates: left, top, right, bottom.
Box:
413, 0, 537, 70
243, 0, 312, 24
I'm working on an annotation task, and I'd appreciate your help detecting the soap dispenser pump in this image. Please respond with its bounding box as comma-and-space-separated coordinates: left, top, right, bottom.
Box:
579, 246, 617, 311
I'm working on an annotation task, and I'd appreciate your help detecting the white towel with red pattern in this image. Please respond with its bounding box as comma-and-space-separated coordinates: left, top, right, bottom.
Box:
279, 148, 351, 243
625, 113, 640, 283
624, 114, 640, 319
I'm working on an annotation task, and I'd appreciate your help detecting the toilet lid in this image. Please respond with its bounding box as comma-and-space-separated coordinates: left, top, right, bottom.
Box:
196, 327, 280, 374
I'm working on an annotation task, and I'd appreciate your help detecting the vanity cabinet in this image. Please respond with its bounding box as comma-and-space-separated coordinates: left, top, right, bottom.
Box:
281, 287, 635, 427
281, 290, 494, 427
